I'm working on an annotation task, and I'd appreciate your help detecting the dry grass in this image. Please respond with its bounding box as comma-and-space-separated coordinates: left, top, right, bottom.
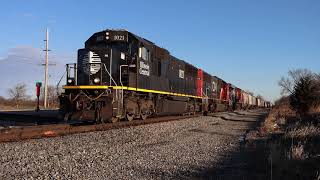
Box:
262, 97, 319, 137
290, 144, 307, 160
285, 124, 320, 139
262, 115, 278, 133
261, 97, 297, 134
309, 105, 320, 114
0, 99, 58, 111
255, 97, 320, 179
261, 106, 295, 134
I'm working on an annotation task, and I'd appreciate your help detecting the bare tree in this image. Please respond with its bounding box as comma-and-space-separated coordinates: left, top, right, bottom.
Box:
278, 69, 314, 95
0, 96, 6, 102
7, 83, 28, 108
47, 85, 59, 107
316, 73, 320, 82
279, 69, 320, 117
40, 85, 59, 108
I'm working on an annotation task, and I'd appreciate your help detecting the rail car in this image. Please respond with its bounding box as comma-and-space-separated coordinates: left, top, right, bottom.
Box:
59, 29, 269, 122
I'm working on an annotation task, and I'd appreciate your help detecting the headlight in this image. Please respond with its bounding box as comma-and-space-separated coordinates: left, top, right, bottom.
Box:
67, 78, 74, 84
121, 52, 125, 60
93, 77, 100, 84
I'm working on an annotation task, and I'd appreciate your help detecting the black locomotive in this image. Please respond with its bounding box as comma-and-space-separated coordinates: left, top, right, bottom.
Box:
59, 29, 269, 122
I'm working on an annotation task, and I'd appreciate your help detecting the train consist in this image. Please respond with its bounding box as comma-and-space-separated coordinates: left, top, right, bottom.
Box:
60, 29, 270, 122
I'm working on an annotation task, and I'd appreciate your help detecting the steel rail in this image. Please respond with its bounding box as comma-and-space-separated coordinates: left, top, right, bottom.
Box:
0, 114, 200, 143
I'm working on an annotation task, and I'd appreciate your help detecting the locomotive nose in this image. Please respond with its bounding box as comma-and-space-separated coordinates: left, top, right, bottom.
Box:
77, 48, 113, 85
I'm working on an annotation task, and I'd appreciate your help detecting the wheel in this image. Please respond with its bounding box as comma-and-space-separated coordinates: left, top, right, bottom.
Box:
109, 117, 119, 123
100, 117, 107, 123
140, 112, 148, 120
95, 112, 101, 124
126, 113, 134, 121
64, 113, 71, 121
95, 103, 103, 124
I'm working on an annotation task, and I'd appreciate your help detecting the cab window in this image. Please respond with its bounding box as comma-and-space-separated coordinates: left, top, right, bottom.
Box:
139, 47, 150, 61
212, 81, 217, 92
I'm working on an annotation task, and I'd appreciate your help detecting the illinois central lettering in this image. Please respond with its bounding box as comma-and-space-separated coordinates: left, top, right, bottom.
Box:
139, 61, 150, 76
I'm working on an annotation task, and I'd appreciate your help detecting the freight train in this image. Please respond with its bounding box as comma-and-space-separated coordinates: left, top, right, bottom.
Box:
59, 29, 270, 122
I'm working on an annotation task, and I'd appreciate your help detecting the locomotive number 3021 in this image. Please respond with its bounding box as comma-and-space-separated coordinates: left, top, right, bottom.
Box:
114, 35, 125, 41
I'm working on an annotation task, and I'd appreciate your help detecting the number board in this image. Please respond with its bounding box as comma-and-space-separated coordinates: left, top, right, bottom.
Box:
109, 31, 128, 42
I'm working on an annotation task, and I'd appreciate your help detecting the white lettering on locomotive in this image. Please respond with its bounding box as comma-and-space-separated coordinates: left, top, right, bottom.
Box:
139, 61, 150, 76
179, 69, 184, 79
82, 51, 101, 75
114, 35, 125, 41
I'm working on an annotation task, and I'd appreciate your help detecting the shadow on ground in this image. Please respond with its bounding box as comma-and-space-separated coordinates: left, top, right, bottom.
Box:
130, 110, 271, 179
191, 111, 270, 180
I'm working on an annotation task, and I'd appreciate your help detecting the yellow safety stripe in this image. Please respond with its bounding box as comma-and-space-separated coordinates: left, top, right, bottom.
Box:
63, 85, 202, 99
63, 85, 111, 89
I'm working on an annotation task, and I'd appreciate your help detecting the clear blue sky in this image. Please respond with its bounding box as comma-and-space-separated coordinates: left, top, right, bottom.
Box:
0, 0, 319, 102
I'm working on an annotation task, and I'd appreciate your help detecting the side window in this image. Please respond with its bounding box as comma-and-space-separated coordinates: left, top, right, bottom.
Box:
139, 47, 150, 61
212, 81, 217, 92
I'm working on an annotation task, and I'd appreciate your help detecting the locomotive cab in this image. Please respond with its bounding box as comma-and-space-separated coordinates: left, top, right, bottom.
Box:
75, 30, 135, 87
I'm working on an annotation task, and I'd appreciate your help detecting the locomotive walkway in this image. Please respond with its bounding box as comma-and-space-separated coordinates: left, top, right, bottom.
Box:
0, 109, 268, 179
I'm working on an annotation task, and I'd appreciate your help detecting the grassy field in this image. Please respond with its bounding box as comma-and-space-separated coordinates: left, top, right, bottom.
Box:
246, 98, 320, 180
0, 98, 58, 111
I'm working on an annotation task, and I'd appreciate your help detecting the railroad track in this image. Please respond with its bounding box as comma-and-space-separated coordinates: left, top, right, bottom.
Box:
0, 114, 200, 143
0, 111, 61, 127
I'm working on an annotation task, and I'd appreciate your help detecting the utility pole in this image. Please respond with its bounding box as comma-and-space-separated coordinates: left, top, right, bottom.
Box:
44, 28, 49, 108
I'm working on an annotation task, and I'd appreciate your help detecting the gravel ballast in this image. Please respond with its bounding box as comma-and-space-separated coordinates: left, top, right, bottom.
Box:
0, 110, 267, 179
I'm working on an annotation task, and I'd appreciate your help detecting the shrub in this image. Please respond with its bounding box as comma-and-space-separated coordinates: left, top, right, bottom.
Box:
289, 75, 320, 116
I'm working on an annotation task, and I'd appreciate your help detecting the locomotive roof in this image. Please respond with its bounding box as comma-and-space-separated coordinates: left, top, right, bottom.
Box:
85, 29, 156, 48
106, 29, 156, 46
130, 32, 154, 46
